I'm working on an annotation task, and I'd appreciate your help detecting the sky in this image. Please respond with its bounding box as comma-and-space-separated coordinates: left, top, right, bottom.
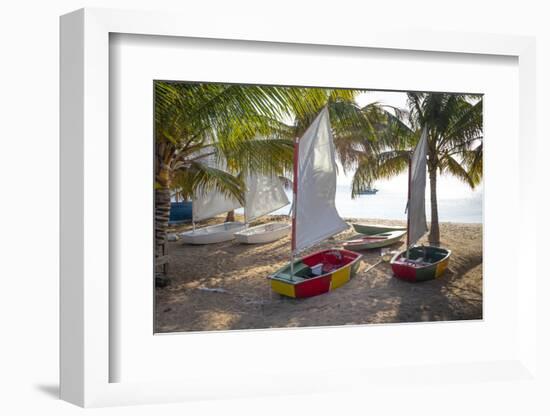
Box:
339, 90, 483, 201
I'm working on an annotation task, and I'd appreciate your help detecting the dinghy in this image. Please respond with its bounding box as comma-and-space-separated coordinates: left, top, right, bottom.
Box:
390, 127, 451, 281
234, 172, 290, 244
351, 223, 406, 235
180, 221, 246, 245
270, 249, 361, 298
342, 229, 406, 251
390, 245, 451, 282
268, 107, 361, 298
235, 222, 290, 244
180, 156, 245, 244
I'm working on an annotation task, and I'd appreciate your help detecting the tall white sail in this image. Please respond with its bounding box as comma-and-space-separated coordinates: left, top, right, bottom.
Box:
294, 107, 348, 252
244, 173, 290, 223
192, 154, 242, 222
407, 127, 429, 246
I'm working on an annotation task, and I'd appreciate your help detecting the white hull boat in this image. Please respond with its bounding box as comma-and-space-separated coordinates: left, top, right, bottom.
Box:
234, 222, 291, 244
180, 222, 246, 245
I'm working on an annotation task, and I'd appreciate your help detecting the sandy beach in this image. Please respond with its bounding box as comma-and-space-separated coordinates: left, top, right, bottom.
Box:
155, 216, 482, 333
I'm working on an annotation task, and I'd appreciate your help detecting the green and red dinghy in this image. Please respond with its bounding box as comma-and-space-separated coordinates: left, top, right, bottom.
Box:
390, 246, 451, 282
390, 127, 451, 282
268, 107, 361, 298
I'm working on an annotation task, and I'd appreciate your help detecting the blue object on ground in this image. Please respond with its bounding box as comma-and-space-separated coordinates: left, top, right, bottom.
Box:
169, 201, 192, 224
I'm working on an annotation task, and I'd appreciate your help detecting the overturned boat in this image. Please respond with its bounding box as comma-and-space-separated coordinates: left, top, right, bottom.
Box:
343, 229, 406, 251
351, 223, 406, 235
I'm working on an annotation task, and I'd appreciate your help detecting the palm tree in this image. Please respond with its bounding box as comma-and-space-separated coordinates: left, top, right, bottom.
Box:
351, 92, 483, 245
154, 81, 325, 259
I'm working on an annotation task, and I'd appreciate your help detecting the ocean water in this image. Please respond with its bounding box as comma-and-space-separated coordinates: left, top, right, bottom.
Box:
265, 174, 483, 224
231, 172, 482, 224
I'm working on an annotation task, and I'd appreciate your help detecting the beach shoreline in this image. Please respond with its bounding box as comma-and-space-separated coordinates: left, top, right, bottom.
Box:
155, 215, 482, 333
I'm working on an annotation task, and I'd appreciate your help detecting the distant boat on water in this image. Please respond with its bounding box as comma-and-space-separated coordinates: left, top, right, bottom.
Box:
357, 186, 378, 195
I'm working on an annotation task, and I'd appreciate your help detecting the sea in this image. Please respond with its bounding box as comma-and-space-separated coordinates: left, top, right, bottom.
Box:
239, 173, 483, 224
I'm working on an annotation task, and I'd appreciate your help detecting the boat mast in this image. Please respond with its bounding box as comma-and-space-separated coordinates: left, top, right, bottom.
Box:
290, 136, 299, 279
406, 155, 412, 259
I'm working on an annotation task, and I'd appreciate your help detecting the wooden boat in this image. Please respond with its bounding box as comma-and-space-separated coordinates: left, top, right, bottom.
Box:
180, 221, 246, 245
342, 229, 406, 250
352, 223, 406, 235
268, 107, 360, 298
234, 222, 290, 244
234, 172, 290, 244
269, 249, 361, 298
390, 246, 451, 282
390, 127, 451, 281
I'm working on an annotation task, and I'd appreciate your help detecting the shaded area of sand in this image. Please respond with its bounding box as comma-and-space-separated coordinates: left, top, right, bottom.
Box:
155, 216, 482, 332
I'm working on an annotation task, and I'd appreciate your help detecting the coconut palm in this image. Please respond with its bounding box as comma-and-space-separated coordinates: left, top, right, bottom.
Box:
351, 92, 483, 245
154, 81, 326, 258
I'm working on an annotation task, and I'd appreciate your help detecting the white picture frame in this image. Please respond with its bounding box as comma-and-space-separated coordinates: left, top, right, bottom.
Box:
60, 7, 539, 408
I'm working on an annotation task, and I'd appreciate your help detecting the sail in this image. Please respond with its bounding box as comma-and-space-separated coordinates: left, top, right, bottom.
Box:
192, 154, 242, 222
294, 107, 348, 252
407, 127, 429, 246
244, 173, 290, 223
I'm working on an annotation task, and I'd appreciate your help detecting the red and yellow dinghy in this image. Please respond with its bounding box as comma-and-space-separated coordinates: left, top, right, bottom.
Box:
390, 246, 451, 282
269, 107, 357, 298
269, 249, 362, 298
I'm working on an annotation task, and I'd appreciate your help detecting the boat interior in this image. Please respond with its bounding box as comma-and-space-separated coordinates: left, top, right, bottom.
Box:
237, 222, 289, 236
398, 246, 449, 265
184, 221, 244, 235
272, 250, 359, 283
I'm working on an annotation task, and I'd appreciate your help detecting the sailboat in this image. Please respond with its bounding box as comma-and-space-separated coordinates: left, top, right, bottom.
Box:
268, 107, 362, 298
179, 184, 246, 244
390, 127, 451, 282
179, 153, 246, 244
234, 173, 291, 244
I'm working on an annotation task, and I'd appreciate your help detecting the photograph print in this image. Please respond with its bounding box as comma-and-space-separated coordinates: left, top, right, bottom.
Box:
154, 82, 483, 333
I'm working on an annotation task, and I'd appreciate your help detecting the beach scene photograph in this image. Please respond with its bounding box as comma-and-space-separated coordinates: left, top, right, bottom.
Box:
154, 82, 483, 333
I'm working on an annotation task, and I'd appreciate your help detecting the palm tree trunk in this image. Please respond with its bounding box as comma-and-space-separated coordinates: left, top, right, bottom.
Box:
225, 210, 235, 222
155, 140, 175, 264
428, 166, 440, 246
155, 188, 171, 256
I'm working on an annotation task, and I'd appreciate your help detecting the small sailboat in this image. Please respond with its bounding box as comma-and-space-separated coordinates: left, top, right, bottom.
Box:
234, 173, 291, 244
268, 107, 362, 298
390, 127, 451, 282
180, 155, 246, 244
179, 184, 246, 244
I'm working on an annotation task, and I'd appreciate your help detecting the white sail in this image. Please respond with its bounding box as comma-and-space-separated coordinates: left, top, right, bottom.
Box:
407, 127, 429, 246
244, 173, 290, 223
294, 107, 348, 252
192, 154, 242, 222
